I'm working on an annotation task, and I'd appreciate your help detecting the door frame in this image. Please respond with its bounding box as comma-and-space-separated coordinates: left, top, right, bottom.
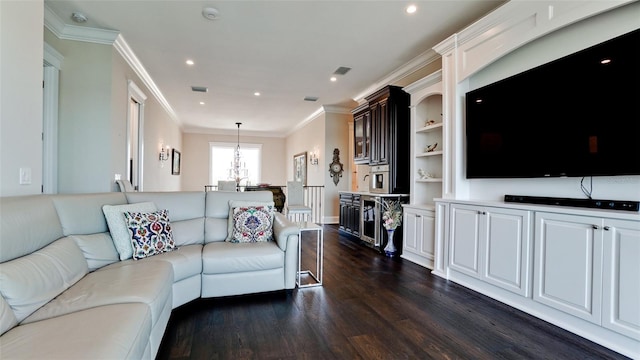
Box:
127, 80, 147, 191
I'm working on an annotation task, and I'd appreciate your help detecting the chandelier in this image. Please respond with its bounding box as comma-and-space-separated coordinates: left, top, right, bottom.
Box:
228, 122, 249, 189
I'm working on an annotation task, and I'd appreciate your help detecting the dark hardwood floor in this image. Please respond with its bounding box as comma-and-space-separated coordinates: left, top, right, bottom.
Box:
156, 225, 629, 360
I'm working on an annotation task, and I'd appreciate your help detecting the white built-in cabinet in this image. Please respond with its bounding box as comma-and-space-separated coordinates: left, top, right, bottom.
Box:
535, 212, 640, 336
533, 212, 604, 324
401, 71, 443, 269
426, 0, 640, 357
449, 204, 531, 297
601, 218, 640, 340
404, 70, 443, 207
401, 205, 435, 269
438, 199, 640, 358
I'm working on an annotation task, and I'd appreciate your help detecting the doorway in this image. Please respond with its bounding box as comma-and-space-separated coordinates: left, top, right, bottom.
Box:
127, 80, 147, 191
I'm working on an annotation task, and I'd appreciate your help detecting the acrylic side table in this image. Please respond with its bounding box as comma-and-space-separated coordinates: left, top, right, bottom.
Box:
296, 221, 323, 288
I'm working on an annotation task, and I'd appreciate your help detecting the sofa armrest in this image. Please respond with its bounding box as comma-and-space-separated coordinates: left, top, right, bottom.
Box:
272, 213, 298, 251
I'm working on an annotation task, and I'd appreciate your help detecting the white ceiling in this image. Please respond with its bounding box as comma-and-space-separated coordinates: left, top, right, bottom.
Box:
44, 0, 505, 137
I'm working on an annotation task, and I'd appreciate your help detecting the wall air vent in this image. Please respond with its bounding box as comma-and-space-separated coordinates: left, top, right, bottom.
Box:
191, 86, 208, 93
304, 96, 319, 102
333, 67, 351, 75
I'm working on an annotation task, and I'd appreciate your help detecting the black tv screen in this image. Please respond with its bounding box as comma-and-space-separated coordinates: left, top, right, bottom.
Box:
465, 28, 640, 179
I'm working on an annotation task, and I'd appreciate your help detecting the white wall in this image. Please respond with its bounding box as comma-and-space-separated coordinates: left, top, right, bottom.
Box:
465, 2, 640, 202
285, 107, 352, 223
44, 32, 114, 193
181, 132, 286, 191
42, 29, 183, 194
110, 50, 182, 192
0, 0, 44, 196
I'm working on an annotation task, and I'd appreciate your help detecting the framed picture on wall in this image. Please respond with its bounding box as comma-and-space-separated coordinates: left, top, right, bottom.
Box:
172, 149, 181, 175
293, 152, 307, 186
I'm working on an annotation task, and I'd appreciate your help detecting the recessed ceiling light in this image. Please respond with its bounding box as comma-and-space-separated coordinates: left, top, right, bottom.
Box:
406, 5, 417, 14
254, 92, 261, 96
600, 58, 611, 64
330, 76, 337, 82
199, 101, 205, 105
186, 60, 194, 65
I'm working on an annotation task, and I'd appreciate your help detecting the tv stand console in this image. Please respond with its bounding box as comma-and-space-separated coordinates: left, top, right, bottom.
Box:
504, 194, 639, 212
433, 198, 640, 358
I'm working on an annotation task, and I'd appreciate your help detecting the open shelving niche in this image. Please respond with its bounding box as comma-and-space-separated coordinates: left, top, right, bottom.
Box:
404, 70, 443, 208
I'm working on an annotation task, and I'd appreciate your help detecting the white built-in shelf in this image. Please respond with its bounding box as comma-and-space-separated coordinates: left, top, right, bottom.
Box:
416, 150, 443, 157
416, 122, 443, 133
416, 178, 443, 183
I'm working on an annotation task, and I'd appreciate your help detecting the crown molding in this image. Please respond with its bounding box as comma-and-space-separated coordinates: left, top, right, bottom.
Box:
182, 126, 286, 138
322, 105, 353, 115
113, 35, 179, 126
44, 4, 179, 127
43, 42, 64, 69
44, 5, 118, 45
353, 49, 440, 103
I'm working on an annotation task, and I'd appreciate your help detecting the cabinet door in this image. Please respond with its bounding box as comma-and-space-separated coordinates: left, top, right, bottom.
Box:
449, 205, 482, 277
339, 201, 348, 230
483, 208, 532, 297
370, 102, 381, 165
533, 212, 603, 324
369, 99, 389, 165
403, 210, 419, 254
377, 99, 389, 165
354, 111, 370, 164
419, 211, 436, 263
352, 204, 361, 236
602, 219, 640, 339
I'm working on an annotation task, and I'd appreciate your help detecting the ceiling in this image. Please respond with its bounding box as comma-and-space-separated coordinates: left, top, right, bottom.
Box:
44, 0, 505, 137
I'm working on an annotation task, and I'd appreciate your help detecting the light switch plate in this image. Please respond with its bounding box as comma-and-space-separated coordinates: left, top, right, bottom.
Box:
19, 167, 32, 185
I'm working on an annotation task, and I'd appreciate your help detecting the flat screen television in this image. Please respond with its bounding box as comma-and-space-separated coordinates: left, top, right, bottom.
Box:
465, 28, 640, 179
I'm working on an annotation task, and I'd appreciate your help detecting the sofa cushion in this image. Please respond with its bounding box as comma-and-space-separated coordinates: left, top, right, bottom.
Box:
0, 296, 17, 336
125, 209, 177, 260
0, 195, 63, 263
23, 261, 173, 326
69, 233, 120, 271
168, 217, 204, 247
202, 241, 284, 274
105, 244, 202, 283
229, 204, 275, 243
53, 193, 127, 236
103, 201, 157, 260
0, 237, 88, 322
0, 303, 151, 360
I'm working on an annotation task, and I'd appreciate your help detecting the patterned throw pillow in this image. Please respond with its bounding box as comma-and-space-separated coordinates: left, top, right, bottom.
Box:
124, 209, 177, 260
230, 205, 274, 243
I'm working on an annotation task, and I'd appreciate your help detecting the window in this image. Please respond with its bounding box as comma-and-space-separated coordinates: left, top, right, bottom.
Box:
210, 142, 261, 186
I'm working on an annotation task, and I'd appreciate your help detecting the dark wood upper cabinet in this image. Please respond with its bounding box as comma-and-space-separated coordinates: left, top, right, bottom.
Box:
352, 85, 410, 194
353, 103, 370, 165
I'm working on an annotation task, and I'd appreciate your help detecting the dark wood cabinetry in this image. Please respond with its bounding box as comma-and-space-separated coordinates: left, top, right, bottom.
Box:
339, 193, 360, 236
360, 85, 410, 194
353, 104, 370, 165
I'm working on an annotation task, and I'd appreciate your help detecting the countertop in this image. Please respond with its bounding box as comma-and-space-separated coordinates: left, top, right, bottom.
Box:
338, 190, 410, 197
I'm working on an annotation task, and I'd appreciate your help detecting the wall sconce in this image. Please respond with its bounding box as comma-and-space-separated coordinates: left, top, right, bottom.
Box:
159, 145, 170, 166
309, 150, 319, 165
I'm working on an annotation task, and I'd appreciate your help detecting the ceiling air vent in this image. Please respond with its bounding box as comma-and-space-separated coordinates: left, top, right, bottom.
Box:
304, 96, 319, 102
333, 67, 351, 75
191, 86, 208, 93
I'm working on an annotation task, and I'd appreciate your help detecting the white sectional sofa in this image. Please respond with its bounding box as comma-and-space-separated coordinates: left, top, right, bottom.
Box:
0, 190, 300, 359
